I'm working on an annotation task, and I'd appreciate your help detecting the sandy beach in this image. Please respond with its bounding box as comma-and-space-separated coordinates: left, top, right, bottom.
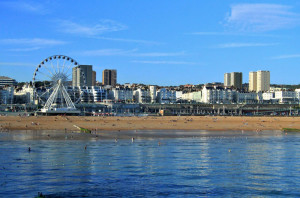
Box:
0, 115, 298, 132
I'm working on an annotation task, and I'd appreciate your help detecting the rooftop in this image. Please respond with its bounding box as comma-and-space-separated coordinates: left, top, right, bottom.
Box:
0, 76, 14, 80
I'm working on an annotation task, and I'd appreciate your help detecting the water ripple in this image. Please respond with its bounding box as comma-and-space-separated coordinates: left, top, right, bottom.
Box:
1, 131, 300, 197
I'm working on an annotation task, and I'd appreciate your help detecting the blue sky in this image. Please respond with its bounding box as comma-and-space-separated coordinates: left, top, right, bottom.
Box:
1, 0, 300, 85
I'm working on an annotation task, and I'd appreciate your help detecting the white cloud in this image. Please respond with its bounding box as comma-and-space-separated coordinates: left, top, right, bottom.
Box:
79, 49, 185, 57
58, 20, 127, 36
0, 38, 67, 46
7, 47, 41, 52
94, 36, 162, 45
226, 3, 300, 31
81, 49, 138, 56
272, 54, 300, 59
133, 52, 185, 57
0, 62, 36, 67
0, 1, 48, 14
188, 31, 279, 38
216, 42, 278, 48
131, 60, 196, 65
189, 32, 234, 36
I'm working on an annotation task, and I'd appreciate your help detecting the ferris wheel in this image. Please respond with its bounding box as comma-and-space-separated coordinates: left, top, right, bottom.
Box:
32, 55, 86, 112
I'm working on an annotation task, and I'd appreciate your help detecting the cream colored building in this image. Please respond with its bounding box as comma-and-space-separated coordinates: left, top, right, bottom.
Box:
224, 73, 231, 87
257, 70, 270, 92
249, 70, 270, 92
249, 72, 257, 91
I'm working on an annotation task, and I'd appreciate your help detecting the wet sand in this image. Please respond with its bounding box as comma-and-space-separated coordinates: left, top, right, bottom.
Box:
0, 116, 298, 132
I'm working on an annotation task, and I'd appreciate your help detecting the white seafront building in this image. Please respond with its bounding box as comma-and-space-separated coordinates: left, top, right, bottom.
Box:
157, 88, 177, 104
149, 85, 157, 103
274, 91, 297, 104
237, 92, 261, 104
11, 79, 300, 105
66, 86, 108, 103
91, 86, 108, 102
110, 88, 133, 102
134, 88, 151, 103
201, 86, 235, 104
175, 91, 183, 102
14, 84, 34, 104
181, 91, 202, 103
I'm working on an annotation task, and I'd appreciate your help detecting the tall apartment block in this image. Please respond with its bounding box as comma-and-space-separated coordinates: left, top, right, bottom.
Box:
249, 70, 270, 92
102, 69, 117, 87
257, 70, 270, 92
72, 65, 93, 87
249, 72, 257, 91
224, 72, 242, 89
231, 72, 242, 89
92, 71, 96, 86
224, 73, 231, 87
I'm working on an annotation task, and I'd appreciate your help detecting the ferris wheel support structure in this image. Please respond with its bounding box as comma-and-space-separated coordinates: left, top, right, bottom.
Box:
33, 55, 85, 115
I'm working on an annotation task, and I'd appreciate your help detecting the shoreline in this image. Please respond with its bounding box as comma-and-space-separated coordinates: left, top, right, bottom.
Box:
0, 115, 299, 132
0, 129, 284, 141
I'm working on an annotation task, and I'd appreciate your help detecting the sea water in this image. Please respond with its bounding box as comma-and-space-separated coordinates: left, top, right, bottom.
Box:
1, 130, 300, 197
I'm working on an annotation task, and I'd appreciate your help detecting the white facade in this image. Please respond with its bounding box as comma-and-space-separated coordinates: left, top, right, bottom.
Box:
64, 86, 108, 103
80, 87, 95, 103
149, 85, 157, 103
295, 89, 300, 103
192, 91, 202, 102
274, 91, 296, 103
201, 86, 235, 104
182, 92, 194, 102
181, 91, 202, 103
111, 88, 133, 102
262, 92, 274, 101
237, 92, 259, 104
157, 88, 176, 104
270, 87, 287, 92
176, 91, 183, 101
134, 88, 150, 103
92, 86, 108, 102
14, 84, 34, 104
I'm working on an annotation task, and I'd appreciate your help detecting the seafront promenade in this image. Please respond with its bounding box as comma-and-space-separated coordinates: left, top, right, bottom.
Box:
1, 103, 299, 117
0, 115, 299, 132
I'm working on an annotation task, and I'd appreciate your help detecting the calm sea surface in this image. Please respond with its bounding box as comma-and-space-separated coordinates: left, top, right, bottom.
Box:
1, 130, 300, 197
